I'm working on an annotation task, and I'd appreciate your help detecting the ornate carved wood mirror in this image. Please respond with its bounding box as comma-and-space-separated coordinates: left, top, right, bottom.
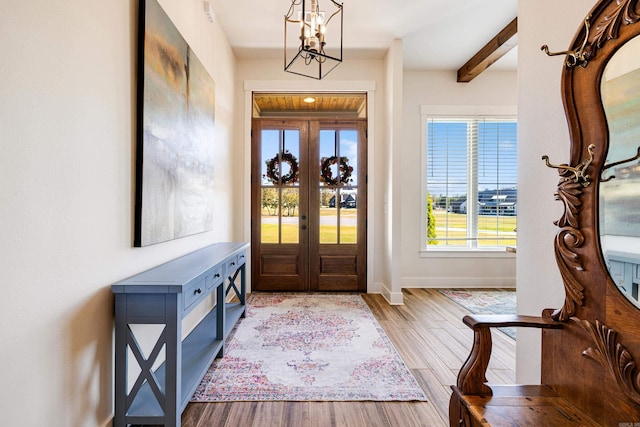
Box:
543, 0, 640, 420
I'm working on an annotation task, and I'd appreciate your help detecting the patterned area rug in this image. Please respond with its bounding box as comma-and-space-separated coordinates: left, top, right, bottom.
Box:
191, 293, 427, 402
439, 289, 517, 339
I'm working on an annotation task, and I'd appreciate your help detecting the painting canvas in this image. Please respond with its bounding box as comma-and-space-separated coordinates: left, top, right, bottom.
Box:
135, 0, 216, 246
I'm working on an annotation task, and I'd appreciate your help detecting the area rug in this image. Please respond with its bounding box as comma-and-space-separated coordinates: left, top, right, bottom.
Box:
191, 293, 427, 402
439, 289, 517, 339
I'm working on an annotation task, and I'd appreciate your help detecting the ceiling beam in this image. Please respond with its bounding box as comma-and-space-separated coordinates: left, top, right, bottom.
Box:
457, 17, 518, 83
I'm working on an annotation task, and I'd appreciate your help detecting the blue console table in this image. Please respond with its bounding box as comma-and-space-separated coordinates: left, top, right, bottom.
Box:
112, 242, 249, 427
607, 250, 640, 307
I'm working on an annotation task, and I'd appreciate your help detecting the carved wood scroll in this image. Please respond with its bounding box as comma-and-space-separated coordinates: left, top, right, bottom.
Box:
545, 0, 640, 67
551, 169, 586, 321
580, 319, 640, 405
589, 0, 640, 61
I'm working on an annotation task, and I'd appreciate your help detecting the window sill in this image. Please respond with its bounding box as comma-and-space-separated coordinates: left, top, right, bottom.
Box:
419, 248, 516, 259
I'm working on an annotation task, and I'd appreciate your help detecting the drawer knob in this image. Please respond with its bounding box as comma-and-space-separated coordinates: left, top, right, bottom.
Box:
231, 262, 236, 266
195, 288, 202, 295
215, 273, 220, 278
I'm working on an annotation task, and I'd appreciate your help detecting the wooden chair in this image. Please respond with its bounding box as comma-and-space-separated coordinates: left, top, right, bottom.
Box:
449, 0, 640, 425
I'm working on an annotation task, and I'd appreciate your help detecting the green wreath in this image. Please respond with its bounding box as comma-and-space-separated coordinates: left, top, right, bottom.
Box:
264, 151, 299, 184
320, 156, 353, 185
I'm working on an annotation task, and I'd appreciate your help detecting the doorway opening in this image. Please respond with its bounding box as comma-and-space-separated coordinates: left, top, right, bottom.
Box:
251, 92, 368, 292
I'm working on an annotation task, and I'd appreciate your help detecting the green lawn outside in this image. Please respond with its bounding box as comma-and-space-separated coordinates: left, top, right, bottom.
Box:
261, 206, 358, 244
432, 210, 516, 232
259, 208, 515, 246
261, 207, 357, 217
430, 210, 517, 246
261, 223, 356, 244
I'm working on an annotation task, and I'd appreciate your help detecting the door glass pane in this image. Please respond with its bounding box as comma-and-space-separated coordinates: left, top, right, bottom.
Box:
340, 129, 358, 186
319, 130, 338, 187
320, 189, 337, 244
282, 130, 300, 187
263, 130, 300, 186
340, 188, 357, 243
261, 130, 279, 185
281, 188, 299, 244
261, 188, 279, 243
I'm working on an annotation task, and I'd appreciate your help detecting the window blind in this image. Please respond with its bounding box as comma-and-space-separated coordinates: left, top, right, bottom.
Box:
426, 117, 517, 248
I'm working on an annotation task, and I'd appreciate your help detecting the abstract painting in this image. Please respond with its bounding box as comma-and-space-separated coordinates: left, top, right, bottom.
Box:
135, 0, 216, 246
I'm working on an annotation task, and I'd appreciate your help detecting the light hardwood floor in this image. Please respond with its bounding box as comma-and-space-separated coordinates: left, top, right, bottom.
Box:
180, 288, 516, 427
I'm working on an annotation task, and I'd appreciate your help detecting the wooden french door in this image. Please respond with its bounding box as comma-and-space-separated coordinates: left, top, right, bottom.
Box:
251, 118, 367, 292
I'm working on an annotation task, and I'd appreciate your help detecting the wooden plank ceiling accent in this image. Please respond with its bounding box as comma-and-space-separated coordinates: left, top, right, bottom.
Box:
253, 93, 366, 117
457, 17, 518, 83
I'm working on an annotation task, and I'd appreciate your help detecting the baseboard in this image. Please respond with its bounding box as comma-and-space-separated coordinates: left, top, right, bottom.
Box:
377, 282, 404, 305
402, 276, 516, 289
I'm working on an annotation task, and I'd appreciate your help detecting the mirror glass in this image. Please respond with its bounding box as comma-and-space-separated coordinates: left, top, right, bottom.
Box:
600, 35, 640, 308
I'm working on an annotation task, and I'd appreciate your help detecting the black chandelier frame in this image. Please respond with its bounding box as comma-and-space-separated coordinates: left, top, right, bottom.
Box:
284, 0, 343, 80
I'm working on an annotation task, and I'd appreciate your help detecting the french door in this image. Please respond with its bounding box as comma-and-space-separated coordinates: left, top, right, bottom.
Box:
251, 118, 367, 292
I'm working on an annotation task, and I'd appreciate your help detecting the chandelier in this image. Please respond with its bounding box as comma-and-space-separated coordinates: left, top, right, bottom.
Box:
284, 0, 343, 80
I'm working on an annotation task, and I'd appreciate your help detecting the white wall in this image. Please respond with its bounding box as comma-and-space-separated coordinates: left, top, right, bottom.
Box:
384, 39, 405, 303
516, 0, 594, 383
402, 70, 518, 288
0, 1, 238, 425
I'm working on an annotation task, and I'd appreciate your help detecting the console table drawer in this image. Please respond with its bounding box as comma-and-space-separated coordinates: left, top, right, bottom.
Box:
226, 254, 239, 274
206, 266, 223, 290
184, 277, 207, 312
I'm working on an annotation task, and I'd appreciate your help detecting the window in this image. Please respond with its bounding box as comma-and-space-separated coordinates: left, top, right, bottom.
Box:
422, 113, 517, 250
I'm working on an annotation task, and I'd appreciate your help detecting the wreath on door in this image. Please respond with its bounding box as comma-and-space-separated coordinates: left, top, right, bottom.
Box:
320, 156, 353, 185
264, 151, 299, 184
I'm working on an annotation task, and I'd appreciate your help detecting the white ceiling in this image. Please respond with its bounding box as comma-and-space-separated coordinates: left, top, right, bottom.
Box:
209, 0, 518, 71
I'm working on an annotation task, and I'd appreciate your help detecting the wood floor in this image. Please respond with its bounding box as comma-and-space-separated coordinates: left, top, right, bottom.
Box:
179, 288, 516, 427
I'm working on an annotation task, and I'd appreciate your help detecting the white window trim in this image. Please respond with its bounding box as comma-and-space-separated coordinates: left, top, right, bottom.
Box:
419, 249, 515, 258
420, 105, 518, 256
